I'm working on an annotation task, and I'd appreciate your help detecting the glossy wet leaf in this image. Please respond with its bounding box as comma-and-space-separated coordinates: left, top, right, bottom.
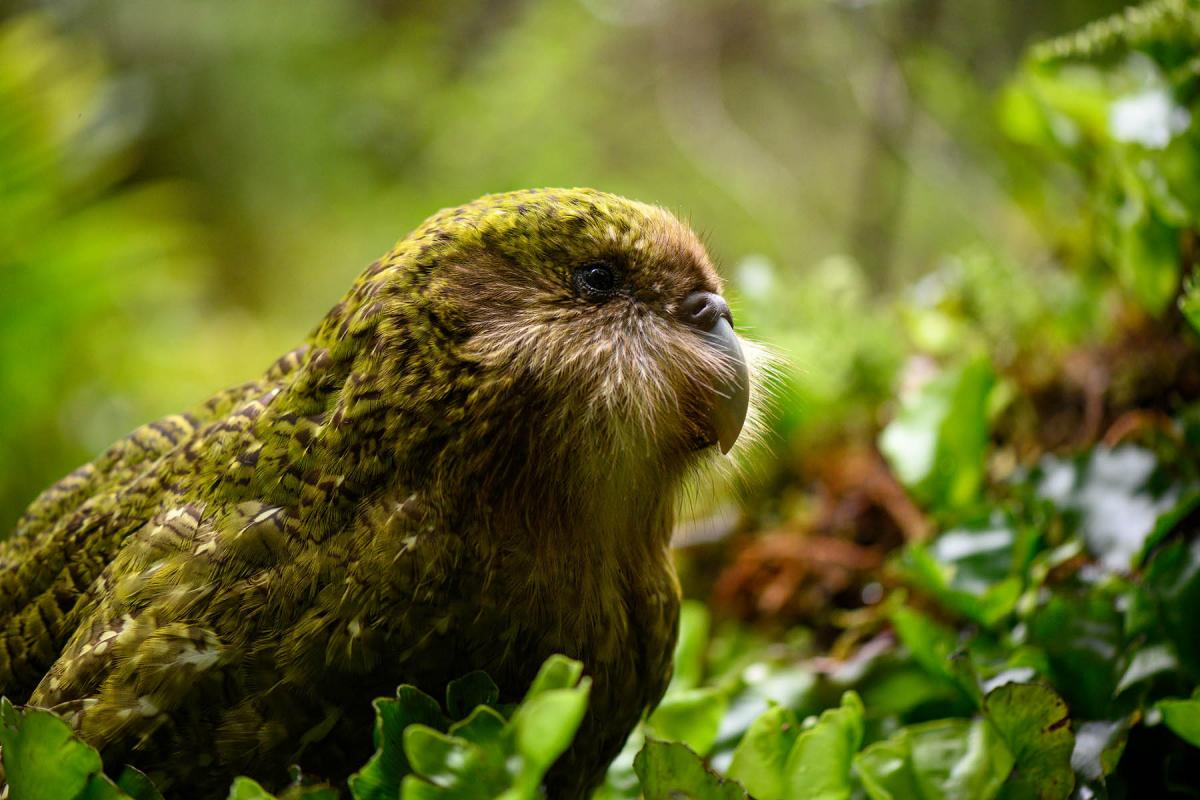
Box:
403, 726, 475, 786
448, 705, 506, 746
1141, 535, 1200, 677
446, 671, 500, 720
634, 739, 749, 800
900, 525, 1023, 626
349, 686, 449, 800
226, 777, 276, 800
115, 767, 164, 800
855, 718, 1014, 800
880, 357, 996, 512
513, 682, 591, 769
780, 691, 864, 800
726, 705, 802, 800
1156, 691, 1200, 748
0, 699, 106, 800
1035, 446, 1179, 571
647, 685, 728, 756
1115, 643, 1180, 695
524, 654, 585, 697
890, 607, 979, 706
1069, 718, 1131, 790
1026, 591, 1124, 719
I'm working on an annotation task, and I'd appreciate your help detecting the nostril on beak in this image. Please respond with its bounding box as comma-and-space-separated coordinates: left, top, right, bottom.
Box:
679, 291, 733, 331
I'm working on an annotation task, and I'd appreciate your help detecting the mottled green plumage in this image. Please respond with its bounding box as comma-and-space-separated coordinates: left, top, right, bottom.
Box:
0, 188, 745, 797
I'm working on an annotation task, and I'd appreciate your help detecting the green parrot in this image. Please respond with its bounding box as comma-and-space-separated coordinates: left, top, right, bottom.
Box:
0, 188, 754, 798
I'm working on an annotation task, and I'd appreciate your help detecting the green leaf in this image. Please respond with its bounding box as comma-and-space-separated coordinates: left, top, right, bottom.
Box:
854, 733, 924, 800
399, 725, 508, 799
890, 607, 980, 706
513, 682, 591, 769
0, 698, 106, 800
1069, 718, 1131, 787
78, 774, 132, 800
400, 776, 446, 800
1026, 591, 1123, 719
1135, 491, 1200, 567
448, 705, 507, 746
523, 654, 584, 698
855, 718, 1014, 800
348, 685, 449, 800
355, 657, 591, 800
226, 777, 277, 800
115, 767, 165, 800
726, 705, 802, 800
859, 661, 966, 719
1114, 642, 1180, 694
781, 691, 864, 800
1156, 692, 1200, 747
633, 739, 749, 800
402, 726, 475, 787
1112, 198, 1179, 315
985, 683, 1075, 800
670, 601, 711, 692
1141, 536, 1200, 677
647, 686, 728, 756
1181, 275, 1200, 336
1035, 446, 1178, 572
446, 672, 500, 720
901, 526, 1023, 627
879, 357, 995, 512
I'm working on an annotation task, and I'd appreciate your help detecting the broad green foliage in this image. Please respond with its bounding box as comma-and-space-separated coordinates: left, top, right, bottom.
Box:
2, 659, 589, 799
724, 705, 803, 800
855, 719, 1013, 800
0, 15, 213, 525
1, 698, 107, 800
634, 740, 748, 800
1004, 0, 1200, 319
591, 410, 1200, 797
0, 699, 167, 800
352, 656, 591, 800
879, 358, 997, 514
985, 683, 1075, 800
1156, 690, 1200, 747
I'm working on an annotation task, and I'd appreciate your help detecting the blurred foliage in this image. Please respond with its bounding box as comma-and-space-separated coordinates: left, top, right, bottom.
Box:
9, 0, 1200, 798
0, 14, 210, 521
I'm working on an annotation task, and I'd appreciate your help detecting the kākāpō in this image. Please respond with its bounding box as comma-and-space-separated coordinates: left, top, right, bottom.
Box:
0, 188, 760, 798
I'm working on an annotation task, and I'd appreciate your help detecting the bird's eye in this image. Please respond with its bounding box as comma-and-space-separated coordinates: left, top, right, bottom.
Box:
574, 262, 617, 299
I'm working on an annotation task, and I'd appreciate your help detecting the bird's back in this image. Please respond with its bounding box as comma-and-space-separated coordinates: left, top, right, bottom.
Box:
0, 358, 297, 702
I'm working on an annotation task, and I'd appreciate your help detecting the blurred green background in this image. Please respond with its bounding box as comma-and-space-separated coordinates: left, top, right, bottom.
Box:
0, 0, 1137, 525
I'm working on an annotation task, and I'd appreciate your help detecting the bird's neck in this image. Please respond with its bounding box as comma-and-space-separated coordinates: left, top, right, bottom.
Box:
423, 383, 682, 567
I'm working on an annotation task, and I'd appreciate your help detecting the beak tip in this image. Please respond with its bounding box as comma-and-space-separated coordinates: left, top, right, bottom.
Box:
702, 317, 750, 456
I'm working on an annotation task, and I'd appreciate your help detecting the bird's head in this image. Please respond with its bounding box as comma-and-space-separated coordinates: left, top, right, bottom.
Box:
311, 188, 765, 542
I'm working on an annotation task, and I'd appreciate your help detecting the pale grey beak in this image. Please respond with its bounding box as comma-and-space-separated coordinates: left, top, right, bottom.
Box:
702, 317, 750, 454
